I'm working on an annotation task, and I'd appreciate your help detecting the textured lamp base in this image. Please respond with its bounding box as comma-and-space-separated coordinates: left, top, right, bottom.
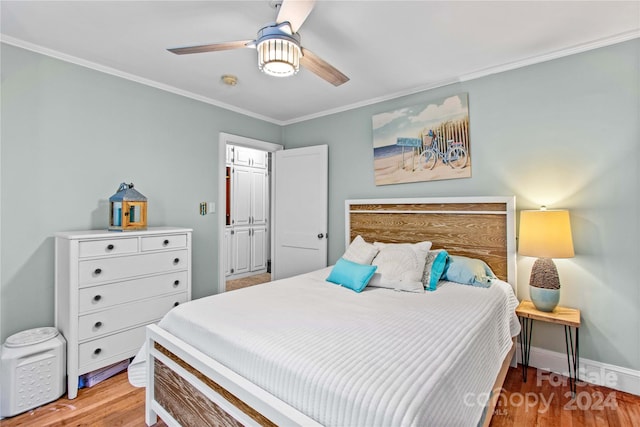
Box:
529, 257, 560, 289
529, 257, 561, 312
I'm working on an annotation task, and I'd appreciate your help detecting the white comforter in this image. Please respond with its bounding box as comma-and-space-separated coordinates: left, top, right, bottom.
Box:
132, 267, 520, 426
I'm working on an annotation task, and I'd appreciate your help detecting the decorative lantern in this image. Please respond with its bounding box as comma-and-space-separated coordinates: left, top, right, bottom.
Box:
109, 182, 147, 231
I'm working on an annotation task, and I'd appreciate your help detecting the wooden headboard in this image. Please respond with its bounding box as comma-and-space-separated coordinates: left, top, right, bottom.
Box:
345, 196, 516, 290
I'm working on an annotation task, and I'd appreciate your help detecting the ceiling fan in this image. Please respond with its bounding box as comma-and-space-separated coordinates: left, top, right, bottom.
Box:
167, 0, 349, 86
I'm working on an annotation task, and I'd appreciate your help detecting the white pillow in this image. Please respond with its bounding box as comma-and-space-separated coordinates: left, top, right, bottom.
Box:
368, 241, 432, 292
342, 235, 379, 265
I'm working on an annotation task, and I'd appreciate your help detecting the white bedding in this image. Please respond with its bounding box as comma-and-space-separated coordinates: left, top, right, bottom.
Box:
131, 266, 520, 426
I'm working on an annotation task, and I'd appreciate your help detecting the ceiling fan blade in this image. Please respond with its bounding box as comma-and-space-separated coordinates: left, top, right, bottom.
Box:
276, 0, 316, 33
168, 40, 254, 55
300, 48, 349, 86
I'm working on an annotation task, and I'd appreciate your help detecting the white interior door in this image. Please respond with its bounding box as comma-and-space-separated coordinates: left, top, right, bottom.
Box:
272, 145, 328, 280
250, 169, 267, 225
233, 228, 251, 275
232, 166, 251, 227
251, 226, 268, 271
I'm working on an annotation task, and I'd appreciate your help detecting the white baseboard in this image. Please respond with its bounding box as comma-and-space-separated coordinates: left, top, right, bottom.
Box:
516, 345, 640, 396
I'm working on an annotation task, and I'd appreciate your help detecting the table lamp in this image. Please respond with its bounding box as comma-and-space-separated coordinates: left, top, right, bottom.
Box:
518, 207, 574, 312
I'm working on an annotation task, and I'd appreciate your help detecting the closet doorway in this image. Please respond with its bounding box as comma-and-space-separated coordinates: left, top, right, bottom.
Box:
218, 133, 283, 293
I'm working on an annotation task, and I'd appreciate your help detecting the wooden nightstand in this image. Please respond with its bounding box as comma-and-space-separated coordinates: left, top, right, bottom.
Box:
516, 300, 581, 395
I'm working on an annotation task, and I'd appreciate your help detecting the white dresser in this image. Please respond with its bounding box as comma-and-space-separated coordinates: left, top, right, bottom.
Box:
54, 227, 192, 398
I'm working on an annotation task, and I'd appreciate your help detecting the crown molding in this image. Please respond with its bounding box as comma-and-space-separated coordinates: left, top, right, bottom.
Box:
280, 30, 640, 125
0, 35, 282, 125
3, 30, 638, 127
459, 29, 640, 83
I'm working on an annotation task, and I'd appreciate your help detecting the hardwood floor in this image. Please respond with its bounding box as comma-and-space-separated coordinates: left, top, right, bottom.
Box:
489, 366, 640, 426
1, 366, 638, 426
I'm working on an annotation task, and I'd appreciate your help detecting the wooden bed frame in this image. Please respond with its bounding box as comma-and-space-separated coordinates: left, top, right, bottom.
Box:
145, 196, 517, 427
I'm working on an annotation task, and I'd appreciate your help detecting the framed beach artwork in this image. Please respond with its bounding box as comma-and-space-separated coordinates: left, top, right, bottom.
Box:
372, 93, 471, 186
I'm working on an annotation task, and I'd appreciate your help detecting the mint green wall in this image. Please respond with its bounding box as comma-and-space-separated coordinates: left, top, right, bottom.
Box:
0, 44, 281, 341
2, 39, 639, 373
282, 39, 640, 371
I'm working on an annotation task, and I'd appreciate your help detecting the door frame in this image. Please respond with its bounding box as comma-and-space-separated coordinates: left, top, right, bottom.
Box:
217, 133, 283, 294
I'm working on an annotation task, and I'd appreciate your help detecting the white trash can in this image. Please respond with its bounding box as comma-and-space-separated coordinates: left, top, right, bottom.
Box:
0, 327, 66, 418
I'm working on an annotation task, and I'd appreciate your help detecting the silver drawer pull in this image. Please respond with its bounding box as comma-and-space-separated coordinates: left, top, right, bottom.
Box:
93, 295, 102, 302
106, 244, 114, 250
163, 239, 170, 246
94, 268, 102, 275
93, 348, 102, 355
173, 280, 180, 287
173, 258, 180, 265
94, 321, 102, 328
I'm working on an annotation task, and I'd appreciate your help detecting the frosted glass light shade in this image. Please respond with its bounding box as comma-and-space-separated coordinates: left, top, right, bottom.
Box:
518, 209, 574, 259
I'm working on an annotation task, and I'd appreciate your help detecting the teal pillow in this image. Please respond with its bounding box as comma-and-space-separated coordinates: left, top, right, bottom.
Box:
326, 258, 378, 293
443, 255, 496, 288
421, 250, 449, 291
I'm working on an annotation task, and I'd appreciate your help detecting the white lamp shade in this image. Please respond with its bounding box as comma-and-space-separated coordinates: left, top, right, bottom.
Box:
519, 209, 575, 258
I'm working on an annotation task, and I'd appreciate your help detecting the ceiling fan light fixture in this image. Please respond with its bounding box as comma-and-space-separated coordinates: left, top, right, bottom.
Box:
258, 38, 300, 77
167, 1, 349, 86
256, 23, 301, 77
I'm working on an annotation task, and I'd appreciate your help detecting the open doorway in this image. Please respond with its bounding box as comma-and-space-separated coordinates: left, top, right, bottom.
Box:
217, 133, 283, 294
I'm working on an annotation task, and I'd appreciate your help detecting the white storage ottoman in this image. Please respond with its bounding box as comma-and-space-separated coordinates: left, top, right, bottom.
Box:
1, 327, 66, 417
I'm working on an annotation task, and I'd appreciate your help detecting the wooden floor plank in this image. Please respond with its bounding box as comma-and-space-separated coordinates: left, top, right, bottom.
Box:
489, 366, 639, 427
1, 365, 638, 426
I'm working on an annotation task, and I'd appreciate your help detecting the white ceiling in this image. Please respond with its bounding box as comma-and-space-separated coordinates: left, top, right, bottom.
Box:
2, 1, 639, 125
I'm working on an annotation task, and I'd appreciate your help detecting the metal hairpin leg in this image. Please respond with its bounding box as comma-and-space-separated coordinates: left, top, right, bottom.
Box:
564, 325, 580, 396
519, 317, 533, 382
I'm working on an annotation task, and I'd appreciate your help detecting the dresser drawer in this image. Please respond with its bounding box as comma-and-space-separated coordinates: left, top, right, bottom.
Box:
78, 325, 146, 371
78, 292, 188, 341
141, 234, 187, 251
79, 271, 188, 313
79, 238, 138, 258
79, 250, 188, 286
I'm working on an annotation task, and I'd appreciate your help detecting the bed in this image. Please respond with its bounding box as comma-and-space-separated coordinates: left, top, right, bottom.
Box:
132, 196, 519, 427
